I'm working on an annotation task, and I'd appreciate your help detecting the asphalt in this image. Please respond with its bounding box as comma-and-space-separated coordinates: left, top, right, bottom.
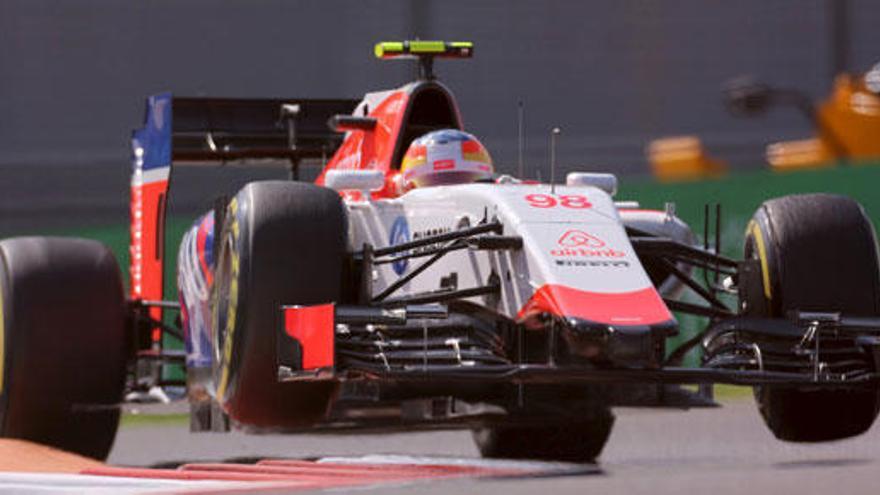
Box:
108, 397, 880, 494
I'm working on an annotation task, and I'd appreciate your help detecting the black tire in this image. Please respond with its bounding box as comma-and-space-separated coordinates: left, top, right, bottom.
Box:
0, 237, 126, 459
473, 409, 614, 463
212, 181, 346, 428
743, 193, 880, 442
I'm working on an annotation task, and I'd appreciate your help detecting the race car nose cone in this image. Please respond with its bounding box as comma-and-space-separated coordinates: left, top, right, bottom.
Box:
606, 325, 656, 367
564, 318, 663, 368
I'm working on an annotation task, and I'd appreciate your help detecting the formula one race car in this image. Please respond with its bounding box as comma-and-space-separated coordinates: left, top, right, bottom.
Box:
2, 41, 880, 461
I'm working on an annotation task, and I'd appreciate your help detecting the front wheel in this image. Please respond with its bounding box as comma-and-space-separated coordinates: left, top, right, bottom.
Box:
472, 408, 614, 462
0, 237, 127, 459
742, 194, 880, 442
212, 181, 346, 428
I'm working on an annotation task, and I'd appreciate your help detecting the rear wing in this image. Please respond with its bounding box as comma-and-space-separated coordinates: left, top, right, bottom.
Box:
130, 93, 358, 340
133, 93, 358, 170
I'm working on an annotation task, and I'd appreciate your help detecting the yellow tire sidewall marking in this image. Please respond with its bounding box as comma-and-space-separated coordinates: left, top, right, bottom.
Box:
747, 220, 773, 301
216, 198, 240, 403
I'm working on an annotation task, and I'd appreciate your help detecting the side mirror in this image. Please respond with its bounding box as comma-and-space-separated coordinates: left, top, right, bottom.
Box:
722, 76, 772, 116
566, 172, 618, 196
324, 170, 385, 194
327, 115, 377, 133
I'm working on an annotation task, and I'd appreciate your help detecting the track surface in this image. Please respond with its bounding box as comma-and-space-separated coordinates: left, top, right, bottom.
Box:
109, 398, 880, 494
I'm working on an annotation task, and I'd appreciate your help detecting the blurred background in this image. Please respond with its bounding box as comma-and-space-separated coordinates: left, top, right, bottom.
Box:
1, 0, 879, 234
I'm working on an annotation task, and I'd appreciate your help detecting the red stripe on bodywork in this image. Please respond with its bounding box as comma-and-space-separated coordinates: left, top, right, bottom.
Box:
518, 284, 673, 326
130, 179, 168, 336
284, 304, 335, 369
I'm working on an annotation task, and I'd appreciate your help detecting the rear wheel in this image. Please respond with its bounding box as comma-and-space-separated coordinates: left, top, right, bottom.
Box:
743, 193, 880, 441
473, 409, 614, 463
212, 181, 347, 428
0, 237, 127, 459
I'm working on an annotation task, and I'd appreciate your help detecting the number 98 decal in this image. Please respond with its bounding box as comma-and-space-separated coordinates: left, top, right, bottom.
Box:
524, 194, 592, 209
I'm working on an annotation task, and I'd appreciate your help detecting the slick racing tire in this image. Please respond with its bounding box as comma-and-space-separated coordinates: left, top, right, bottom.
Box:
743, 194, 880, 442
0, 237, 127, 460
473, 408, 614, 462
212, 181, 346, 428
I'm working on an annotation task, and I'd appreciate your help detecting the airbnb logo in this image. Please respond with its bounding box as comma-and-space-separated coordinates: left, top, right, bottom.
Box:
551, 230, 625, 258
558, 230, 605, 248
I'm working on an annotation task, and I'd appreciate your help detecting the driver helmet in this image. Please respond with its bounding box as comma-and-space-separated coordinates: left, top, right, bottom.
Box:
400, 129, 493, 188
